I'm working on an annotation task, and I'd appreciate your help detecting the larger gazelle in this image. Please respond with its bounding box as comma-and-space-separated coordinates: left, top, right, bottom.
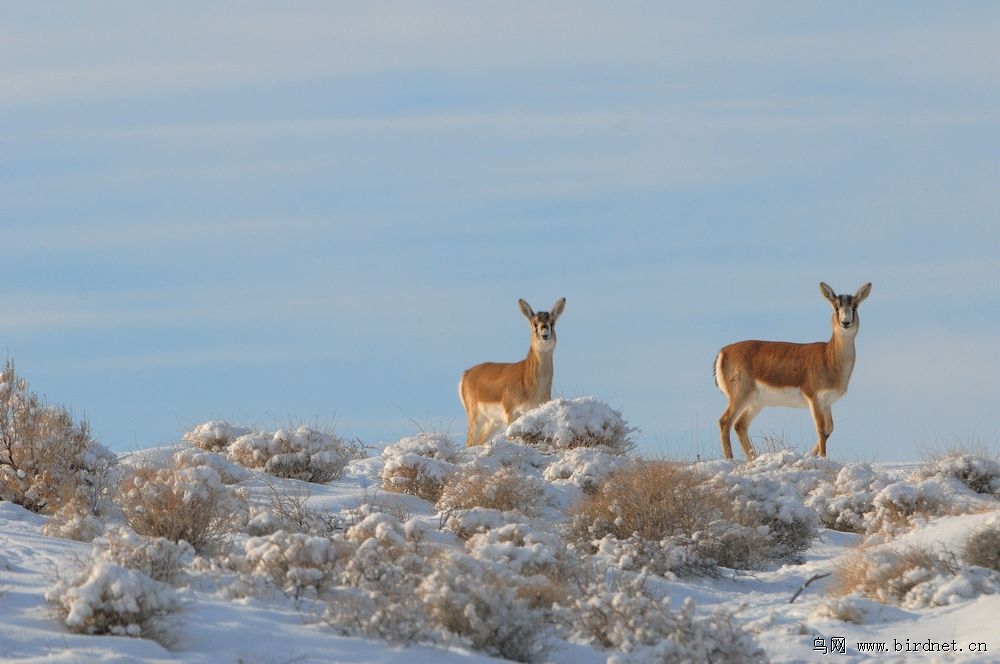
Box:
459, 298, 566, 446
714, 282, 872, 460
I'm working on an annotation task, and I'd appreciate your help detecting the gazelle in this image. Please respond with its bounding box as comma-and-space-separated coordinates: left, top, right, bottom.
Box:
459, 297, 566, 446
714, 282, 872, 460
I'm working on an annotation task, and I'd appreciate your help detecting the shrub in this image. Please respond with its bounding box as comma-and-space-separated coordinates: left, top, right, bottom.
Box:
707, 466, 818, 565
0, 360, 116, 515
182, 420, 254, 453
571, 577, 766, 663
568, 459, 814, 573
381, 433, 459, 503
418, 552, 549, 663
917, 451, 1000, 497
246, 483, 343, 537
47, 561, 182, 645
227, 425, 360, 484
827, 544, 998, 609
963, 517, 1000, 572
437, 466, 548, 517
241, 530, 350, 599
543, 447, 628, 494
442, 507, 527, 541
117, 453, 246, 553
43, 499, 105, 542
864, 479, 948, 536
465, 522, 579, 609
567, 461, 738, 573
506, 397, 636, 455
323, 514, 438, 644
568, 461, 720, 544
341, 513, 433, 593
805, 463, 891, 533
98, 528, 194, 585
172, 447, 250, 486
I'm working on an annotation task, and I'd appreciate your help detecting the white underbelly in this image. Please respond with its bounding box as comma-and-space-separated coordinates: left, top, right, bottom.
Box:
754, 382, 843, 409
476, 402, 507, 423
755, 382, 808, 408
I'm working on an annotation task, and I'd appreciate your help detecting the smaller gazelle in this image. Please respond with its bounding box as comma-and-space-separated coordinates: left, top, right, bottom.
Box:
714, 282, 872, 460
459, 297, 566, 446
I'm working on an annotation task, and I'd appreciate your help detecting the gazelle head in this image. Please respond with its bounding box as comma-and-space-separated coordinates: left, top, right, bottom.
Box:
820, 282, 872, 333
519, 298, 566, 351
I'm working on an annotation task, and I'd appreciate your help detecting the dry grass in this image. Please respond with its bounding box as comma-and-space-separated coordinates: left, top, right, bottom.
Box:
566, 460, 728, 544
567, 458, 817, 571
963, 521, 1000, 571
829, 544, 958, 604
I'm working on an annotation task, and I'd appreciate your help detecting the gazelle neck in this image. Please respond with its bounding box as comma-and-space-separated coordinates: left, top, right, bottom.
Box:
828, 318, 859, 376
526, 340, 555, 393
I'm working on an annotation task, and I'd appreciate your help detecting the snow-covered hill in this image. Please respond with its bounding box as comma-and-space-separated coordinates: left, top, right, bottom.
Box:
3, 398, 1000, 663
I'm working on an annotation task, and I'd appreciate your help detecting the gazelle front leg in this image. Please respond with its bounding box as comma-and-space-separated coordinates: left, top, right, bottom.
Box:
806, 397, 833, 457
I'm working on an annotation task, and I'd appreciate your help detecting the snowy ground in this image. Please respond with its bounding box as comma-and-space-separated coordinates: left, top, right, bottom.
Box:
2, 401, 1000, 663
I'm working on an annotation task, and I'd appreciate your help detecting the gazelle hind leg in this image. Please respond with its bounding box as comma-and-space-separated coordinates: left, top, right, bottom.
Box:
733, 404, 761, 460
719, 399, 751, 460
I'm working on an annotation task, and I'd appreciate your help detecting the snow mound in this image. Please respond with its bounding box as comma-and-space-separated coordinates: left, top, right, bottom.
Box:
505, 397, 636, 454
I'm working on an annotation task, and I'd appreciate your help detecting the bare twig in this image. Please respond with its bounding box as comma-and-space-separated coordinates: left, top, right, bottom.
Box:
789, 573, 831, 604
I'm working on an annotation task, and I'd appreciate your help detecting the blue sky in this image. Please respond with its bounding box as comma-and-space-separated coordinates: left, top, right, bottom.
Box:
2, 3, 998, 460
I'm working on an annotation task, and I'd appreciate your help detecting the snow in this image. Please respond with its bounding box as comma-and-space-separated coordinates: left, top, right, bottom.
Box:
3, 405, 1000, 663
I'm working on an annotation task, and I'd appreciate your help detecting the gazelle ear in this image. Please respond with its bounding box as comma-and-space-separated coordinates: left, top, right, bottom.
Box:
819, 282, 837, 304
854, 282, 872, 305
519, 299, 535, 320
549, 297, 566, 322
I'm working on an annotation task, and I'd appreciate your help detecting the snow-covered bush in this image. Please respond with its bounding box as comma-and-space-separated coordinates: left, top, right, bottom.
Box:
506, 397, 636, 455
437, 465, 549, 517
183, 420, 254, 453
246, 483, 346, 537
47, 561, 182, 645
325, 586, 432, 645
805, 462, 891, 533
341, 513, 433, 591
98, 528, 194, 585
465, 522, 578, 609
572, 578, 766, 663
567, 460, 719, 544
117, 453, 247, 553
543, 447, 628, 494
917, 452, 1000, 497
963, 516, 1000, 572
172, 446, 251, 486
227, 425, 360, 484
241, 530, 349, 599
864, 478, 948, 536
321, 513, 438, 643
829, 544, 998, 609
707, 459, 819, 565
418, 552, 549, 662
0, 359, 116, 515
569, 457, 816, 573
442, 507, 527, 540
567, 460, 738, 574
43, 499, 106, 541
380, 433, 460, 503
590, 533, 712, 578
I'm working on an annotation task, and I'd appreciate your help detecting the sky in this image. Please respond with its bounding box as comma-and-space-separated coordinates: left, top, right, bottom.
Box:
1, 2, 998, 461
